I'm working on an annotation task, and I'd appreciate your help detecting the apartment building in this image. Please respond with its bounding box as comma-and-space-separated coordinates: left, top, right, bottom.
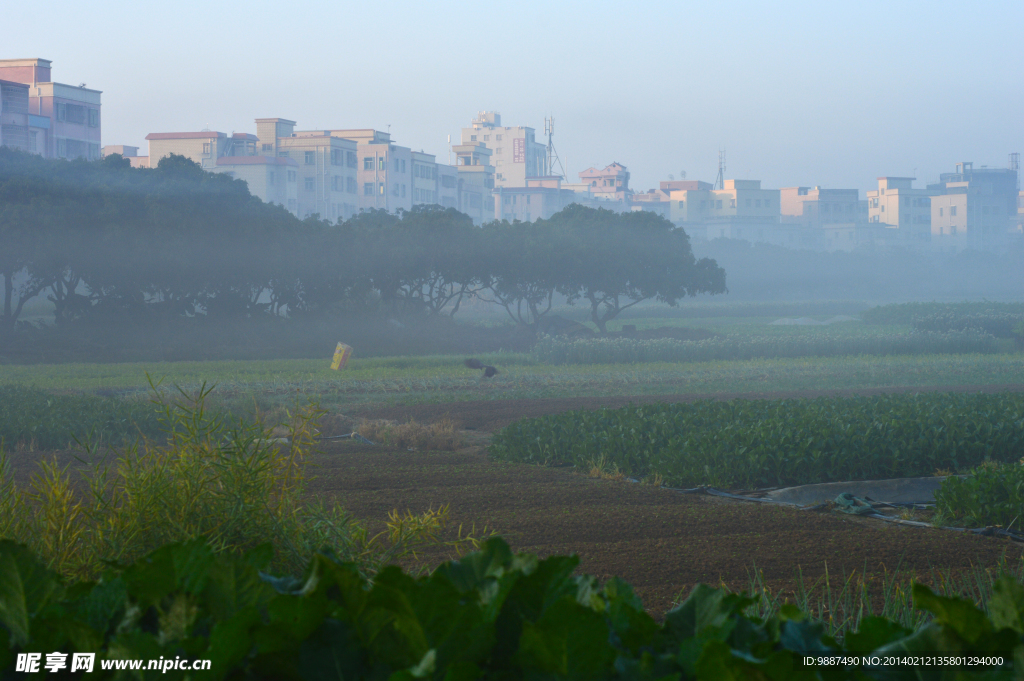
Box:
460, 111, 546, 188
931, 161, 1018, 220
144, 130, 300, 215
866, 177, 936, 241
0, 58, 101, 160
669, 179, 780, 239
452, 141, 495, 224
780, 187, 864, 228
578, 163, 631, 201
312, 128, 411, 215
632, 180, 714, 220
409, 150, 458, 209
494, 176, 587, 222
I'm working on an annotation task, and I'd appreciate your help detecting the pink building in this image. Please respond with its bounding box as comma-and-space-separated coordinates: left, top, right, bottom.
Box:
0, 58, 102, 160
578, 162, 631, 201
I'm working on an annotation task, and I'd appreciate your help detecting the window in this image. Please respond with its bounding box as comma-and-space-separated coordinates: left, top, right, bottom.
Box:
678, 201, 685, 208
347, 151, 357, 168
401, 184, 406, 197
279, 152, 289, 158
822, 204, 830, 213
288, 170, 296, 181
304, 178, 315, 191
700, 200, 707, 208
470, 135, 477, 141
364, 157, 374, 170
347, 177, 357, 193
401, 160, 406, 172
483, 135, 489, 141
939, 207, 944, 216
496, 135, 502, 141
305, 151, 315, 165
496, 147, 502, 154
526, 195, 531, 204
715, 200, 722, 209
469, 193, 481, 208
88, 109, 99, 128
203, 142, 212, 154
441, 174, 456, 188
331, 176, 339, 191
880, 205, 885, 212
379, 183, 385, 195
55, 103, 66, 121
378, 157, 386, 171
364, 183, 374, 195
65, 104, 86, 124
394, 158, 399, 172
764, 199, 771, 208
951, 206, 957, 216
262, 143, 273, 152
414, 165, 420, 178
730, 199, 736, 208
331, 149, 342, 165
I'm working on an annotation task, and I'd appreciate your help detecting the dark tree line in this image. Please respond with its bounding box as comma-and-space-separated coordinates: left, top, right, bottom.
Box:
0, 148, 726, 339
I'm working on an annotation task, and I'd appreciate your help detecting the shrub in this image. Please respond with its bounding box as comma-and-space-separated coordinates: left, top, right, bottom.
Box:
489, 392, 1024, 489
912, 312, 1024, 339
0, 384, 483, 581
935, 462, 1024, 528
863, 302, 1024, 326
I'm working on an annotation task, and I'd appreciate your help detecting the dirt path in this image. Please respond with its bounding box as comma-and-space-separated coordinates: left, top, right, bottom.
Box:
310, 439, 1024, 616
349, 383, 1024, 433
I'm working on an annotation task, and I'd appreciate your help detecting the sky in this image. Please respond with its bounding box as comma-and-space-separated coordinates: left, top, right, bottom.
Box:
3, 0, 1022, 195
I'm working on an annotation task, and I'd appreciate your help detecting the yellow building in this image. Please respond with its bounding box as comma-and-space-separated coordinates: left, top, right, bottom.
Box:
865, 177, 936, 243
669, 179, 780, 239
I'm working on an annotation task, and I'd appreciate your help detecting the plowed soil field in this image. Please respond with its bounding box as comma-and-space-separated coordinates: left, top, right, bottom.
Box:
319, 386, 1024, 615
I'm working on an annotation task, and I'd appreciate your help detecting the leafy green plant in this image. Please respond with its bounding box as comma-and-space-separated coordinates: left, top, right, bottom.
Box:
533, 329, 997, 365
1, 537, 1022, 679
489, 392, 1024, 489
935, 462, 1024, 528
862, 302, 1024, 326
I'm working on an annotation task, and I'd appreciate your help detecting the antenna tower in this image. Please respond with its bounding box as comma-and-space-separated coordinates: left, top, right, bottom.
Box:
544, 116, 566, 179
714, 149, 726, 190
1010, 152, 1020, 191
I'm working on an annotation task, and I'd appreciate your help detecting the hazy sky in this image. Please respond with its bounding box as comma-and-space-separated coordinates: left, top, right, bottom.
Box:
4, 0, 1022, 195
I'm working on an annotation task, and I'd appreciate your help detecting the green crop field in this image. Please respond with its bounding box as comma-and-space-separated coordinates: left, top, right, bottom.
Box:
2, 352, 1024, 412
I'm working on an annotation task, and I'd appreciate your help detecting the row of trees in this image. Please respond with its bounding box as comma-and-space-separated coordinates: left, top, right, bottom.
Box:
0, 148, 726, 337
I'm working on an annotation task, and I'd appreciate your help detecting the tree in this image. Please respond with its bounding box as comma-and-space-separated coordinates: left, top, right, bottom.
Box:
552, 204, 727, 333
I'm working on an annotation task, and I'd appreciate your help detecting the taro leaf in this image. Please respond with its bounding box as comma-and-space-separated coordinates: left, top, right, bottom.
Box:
912, 582, 991, 643
408, 569, 493, 669
62, 577, 128, 635
206, 605, 262, 681
203, 552, 275, 621
778, 619, 833, 655
604, 576, 660, 653
297, 617, 366, 681
0, 540, 64, 647
843, 616, 913, 654
517, 596, 615, 679
121, 539, 217, 606
663, 584, 745, 644
361, 566, 430, 670
989, 574, 1024, 635
435, 537, 515, 593
255, 591, 332, 655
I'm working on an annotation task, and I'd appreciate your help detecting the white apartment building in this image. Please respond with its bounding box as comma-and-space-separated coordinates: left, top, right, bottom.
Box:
460, 111, 546, 188
866, 177, 936, 242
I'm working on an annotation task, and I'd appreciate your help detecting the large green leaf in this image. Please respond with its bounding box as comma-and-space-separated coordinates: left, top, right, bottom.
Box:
0, 540, 64, 647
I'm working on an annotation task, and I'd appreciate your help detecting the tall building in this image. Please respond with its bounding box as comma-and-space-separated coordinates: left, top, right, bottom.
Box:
452, 141, 495, 224
0, 58, 101, 160
866, 177, 936, 242
460, 111, 546, 188
322, 128, 411, 214
927, 163, 1018, 251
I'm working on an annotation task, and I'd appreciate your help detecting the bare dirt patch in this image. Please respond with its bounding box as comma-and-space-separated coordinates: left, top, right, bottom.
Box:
309, 438, 1024, 616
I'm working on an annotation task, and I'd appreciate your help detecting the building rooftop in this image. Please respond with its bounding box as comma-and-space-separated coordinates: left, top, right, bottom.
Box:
145, 131, 226, 140
215, 156, 297, 166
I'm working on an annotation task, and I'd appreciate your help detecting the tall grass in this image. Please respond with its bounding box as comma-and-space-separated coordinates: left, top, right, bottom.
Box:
731, 559, 1024, 641
0, 382, 487, 580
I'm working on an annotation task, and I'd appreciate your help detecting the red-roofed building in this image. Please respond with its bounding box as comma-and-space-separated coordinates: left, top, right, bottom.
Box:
578, 163, 631, 202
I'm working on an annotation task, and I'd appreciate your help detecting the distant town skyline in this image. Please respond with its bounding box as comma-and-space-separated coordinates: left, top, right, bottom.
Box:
2, 0, 1021, 194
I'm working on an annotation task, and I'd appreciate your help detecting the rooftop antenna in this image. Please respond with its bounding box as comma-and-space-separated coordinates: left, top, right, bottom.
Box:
544, 116, 566, 179
1010, 152, 1020, 191
714, 149, 726, 190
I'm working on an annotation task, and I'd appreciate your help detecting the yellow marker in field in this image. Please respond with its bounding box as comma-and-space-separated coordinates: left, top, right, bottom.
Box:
330, 342, 353, 370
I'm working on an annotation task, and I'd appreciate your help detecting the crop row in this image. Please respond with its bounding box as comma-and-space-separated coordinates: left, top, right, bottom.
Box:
533, 329, 997, 365
0, 386, 163, 450
912, 311, 1024, 340
862, 301, 1024, 325
489, 391, 1024, 489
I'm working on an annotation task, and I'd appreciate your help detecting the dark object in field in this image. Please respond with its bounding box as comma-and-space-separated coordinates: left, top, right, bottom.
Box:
465, 358, 499, 378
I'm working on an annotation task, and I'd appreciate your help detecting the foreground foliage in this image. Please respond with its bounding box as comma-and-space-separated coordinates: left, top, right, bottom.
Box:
533, 329, 996, 365
489, 392, 1024, 489
1, 537, 1022, 680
